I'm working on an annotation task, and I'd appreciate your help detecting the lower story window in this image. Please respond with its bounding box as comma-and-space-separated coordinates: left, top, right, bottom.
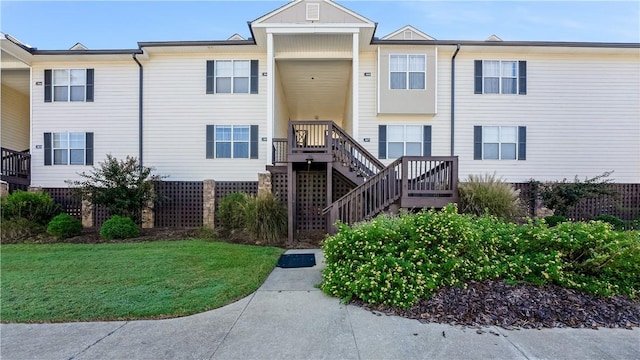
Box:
206, 125, 258, 159
474, 126, 526, 160
44, 132, 94, 166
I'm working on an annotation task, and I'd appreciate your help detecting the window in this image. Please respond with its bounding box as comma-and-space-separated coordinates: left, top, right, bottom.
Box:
206, 125, 258, 159
474, 60, 526, 95
378, 125, 431, 159
474, 126, 526, 160
44, 69, 94, 102
44, 132, 94, 166
390, 55, 426, 90
206, 60, 259, 94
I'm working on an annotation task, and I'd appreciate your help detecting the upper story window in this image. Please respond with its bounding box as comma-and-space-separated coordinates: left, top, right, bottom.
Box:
390, 55, 426, 90
474, 126, 526, 160
44, 69, 94, 102
43, 132, 94, 166
474, 60, 527, 95
206, 60, 259, 94
378, 125, 432, 159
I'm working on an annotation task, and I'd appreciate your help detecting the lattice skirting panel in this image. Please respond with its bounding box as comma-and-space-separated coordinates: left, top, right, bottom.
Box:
296, 170, 327, 231
155, 181, 204, 228
214, 181, 258, 227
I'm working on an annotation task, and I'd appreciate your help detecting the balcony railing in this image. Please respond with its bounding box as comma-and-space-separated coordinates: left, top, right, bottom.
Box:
1, 147, 31, 186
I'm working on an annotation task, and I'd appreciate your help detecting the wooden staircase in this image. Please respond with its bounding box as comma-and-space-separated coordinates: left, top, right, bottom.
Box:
270, 121, 458, 241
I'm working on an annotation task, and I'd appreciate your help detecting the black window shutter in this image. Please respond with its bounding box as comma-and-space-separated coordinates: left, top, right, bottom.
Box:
44, 70, 52, 102
378, 125, 387, 159
44, 133, 52, 165
474, 60, 483, 94
518, 61, 527, 95
206, 125, 215, 158
518, 126, 527, 160
86, 69, 94, 102
250, 60, 259, 94
473, 126, 483, 160
423, 125, 432, 156
206, 61, 215, 94
85, 132, 94, 165
250, 125, 259, 159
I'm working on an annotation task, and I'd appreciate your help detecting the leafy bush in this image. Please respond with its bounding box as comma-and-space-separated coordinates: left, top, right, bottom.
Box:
99, 215, 140, 240
458, 173, 523, 221
543, 215, 567, 227
67, 155, 164, 223
1, 190, 61, 226
47, 213, 83, 239
243, 193, 287, 244
217, 192, 248, 232
531, 171, 616, 217
593, 214, 625, 231
321, 204, 639, 308
0, 218, 44, 244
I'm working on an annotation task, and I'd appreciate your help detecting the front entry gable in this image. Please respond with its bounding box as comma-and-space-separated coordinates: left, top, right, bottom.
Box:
252, 0, 374, 26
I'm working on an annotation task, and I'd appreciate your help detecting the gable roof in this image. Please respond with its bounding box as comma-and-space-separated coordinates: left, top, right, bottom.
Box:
251, 0, 374, 26
382, 25, 435, 41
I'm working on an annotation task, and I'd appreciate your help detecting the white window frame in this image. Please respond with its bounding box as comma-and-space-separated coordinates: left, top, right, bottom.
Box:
386, 125, 423, 158
215, 125, 250, 158
214, 60, 250, 94
481, 126, 518, 160
389, 54, 426, 90
52, 132, 86, 165
53, 69, 87, 102
481, 60, 519, 94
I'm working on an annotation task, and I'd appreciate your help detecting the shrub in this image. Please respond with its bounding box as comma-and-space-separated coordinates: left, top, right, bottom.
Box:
0, 217, 44, 244
1, 190, 61, 226
593, 214, 625, 231
458, 173, 524, 221
47, 213, 83, 239
543, 215, 567, 227
243, 193, 287, 244
67, 155, 164, 223
217, 192, 248, 232
321, 204, 639, 308
100, 215, 140, 240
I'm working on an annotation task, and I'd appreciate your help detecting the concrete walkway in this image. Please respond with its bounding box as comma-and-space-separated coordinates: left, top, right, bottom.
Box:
2, 249, 638, 360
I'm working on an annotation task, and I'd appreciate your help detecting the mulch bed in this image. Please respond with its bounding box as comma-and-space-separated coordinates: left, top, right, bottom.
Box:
356, 280, 640, 330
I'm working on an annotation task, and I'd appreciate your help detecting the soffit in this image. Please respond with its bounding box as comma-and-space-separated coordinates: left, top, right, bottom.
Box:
1, 69, 30, 95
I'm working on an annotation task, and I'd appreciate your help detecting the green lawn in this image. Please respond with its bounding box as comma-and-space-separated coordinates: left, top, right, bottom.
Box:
1, 240, 284, 323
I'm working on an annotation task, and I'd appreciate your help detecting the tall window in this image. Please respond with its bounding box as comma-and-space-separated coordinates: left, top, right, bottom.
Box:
53, 69, 87, 101
215, 125, 250, 158
215, 60, 250, 94
390, 55, 426, 90
53, 132, 86, 165
387, 125, 423, 158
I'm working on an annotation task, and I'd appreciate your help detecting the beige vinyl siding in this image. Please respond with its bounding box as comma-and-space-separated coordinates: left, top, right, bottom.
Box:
143, 53, 267, 181
274, 65, 290, 138
455, 51, 640, 183
30, 61, 139, 187
1, 83, 29, 151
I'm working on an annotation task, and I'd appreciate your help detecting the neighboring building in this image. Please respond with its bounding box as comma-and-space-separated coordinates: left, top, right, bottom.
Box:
2, 0, 639, 236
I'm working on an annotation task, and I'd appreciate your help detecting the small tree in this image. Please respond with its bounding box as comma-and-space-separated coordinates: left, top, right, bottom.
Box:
531, 171, 617, 217
67, 155, 164, 222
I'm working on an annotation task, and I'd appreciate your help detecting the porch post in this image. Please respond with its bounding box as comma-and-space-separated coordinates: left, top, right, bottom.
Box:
266, 32, 275, 166
352, 31, 359, 140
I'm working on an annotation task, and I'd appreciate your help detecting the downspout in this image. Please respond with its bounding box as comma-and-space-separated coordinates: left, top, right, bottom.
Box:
132, 53, 143, 168
450, 44, 460, 156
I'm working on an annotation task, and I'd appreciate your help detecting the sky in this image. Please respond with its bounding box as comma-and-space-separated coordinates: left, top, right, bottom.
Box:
1, 0, 638, 50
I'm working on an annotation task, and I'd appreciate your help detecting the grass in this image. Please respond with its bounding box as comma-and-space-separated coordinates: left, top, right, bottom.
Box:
1, 240, 284, 323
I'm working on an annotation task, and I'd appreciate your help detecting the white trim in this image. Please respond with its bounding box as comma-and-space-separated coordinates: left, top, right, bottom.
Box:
266, 33, 274, 166
388, 54, 427, 90
434, 47, 438, 114
251, 0, 375, 26
376, 47, 380, 115
352, 31, 359, 140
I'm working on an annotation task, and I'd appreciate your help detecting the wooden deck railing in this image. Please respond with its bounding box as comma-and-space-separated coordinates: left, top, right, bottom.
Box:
272, 138, 288, 164
1, 147, 31, 186
324, 156, 458, 232
287, 121, 384, 179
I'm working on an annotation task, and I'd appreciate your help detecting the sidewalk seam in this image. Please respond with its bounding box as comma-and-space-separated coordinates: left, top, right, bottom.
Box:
67, 321, 129, 360
494, 326, 531, 360
346, 306, 362, 360
208, 292, 256, 360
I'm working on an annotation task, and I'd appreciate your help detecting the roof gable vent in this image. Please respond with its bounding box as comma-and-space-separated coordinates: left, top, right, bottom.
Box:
403, 30, 413, 40
486, 34, 503, 42
306, 3, 320, 21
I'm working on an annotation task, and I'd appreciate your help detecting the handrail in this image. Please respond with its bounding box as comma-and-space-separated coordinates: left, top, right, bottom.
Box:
324, 156, 458, 231
1, 147, 31, 185
272, 138, 287, 164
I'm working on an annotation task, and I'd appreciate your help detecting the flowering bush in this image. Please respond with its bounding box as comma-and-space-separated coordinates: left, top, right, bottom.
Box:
321, 204, 639, 308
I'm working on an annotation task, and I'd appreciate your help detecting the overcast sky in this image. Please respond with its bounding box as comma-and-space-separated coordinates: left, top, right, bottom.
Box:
1, 1, 638, 50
